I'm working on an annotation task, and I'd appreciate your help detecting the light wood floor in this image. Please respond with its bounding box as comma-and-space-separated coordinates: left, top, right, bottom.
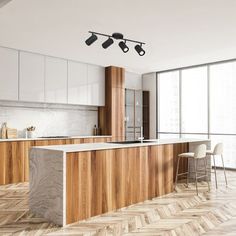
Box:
0, 170, 235, 236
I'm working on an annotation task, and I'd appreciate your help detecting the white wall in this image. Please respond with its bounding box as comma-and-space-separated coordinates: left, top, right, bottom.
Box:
125, 71, 142, 90
0, 101, 97, 138
142, 73, 157, 139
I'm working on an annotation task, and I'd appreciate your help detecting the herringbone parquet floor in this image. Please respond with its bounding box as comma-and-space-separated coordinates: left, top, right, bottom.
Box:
0, 170, 235, 236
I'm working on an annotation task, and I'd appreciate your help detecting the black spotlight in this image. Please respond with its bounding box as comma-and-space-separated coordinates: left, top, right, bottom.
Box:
85, 34, 98, 46
119, 41, 129, 53
135, 44, 145, 56
102, 37, 114, 49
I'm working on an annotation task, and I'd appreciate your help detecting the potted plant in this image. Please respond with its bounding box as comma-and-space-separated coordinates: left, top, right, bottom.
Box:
26, 126, 36, 138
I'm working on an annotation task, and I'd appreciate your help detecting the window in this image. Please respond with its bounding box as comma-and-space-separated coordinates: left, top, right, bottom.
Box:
210, 62, 236, 134
157, 61, 236, 169
181, 67, 208, 133
158, 71, 179, 135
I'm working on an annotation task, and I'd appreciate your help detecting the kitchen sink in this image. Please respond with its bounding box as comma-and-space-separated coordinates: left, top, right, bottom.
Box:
108, 140, 157, 144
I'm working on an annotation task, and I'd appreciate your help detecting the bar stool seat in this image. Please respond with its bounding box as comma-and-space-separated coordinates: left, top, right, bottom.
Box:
178, 152, 194, 158
175, 144, 210, 195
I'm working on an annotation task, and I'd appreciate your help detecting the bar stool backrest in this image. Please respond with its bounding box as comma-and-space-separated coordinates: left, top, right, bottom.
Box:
213, 143, 223, 155
194, 144, 207, 159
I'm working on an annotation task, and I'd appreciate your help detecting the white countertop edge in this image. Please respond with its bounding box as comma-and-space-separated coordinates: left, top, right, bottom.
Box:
31, 138, 211, 153
0, 135, 111, 142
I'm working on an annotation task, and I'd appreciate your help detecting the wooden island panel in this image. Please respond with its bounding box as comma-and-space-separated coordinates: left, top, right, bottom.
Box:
66, 143, 188, 224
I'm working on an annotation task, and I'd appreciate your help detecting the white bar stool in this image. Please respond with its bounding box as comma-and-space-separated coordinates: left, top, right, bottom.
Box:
206, 143, 228, 188
175, 144, 210, 195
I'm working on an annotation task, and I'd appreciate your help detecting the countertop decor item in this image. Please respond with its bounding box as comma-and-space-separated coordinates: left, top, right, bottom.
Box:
93, 125, 101, 136
1, 122, 7, 139
85, 31, 146, 56
6, 128, 17, 139
26, 126, 36, 138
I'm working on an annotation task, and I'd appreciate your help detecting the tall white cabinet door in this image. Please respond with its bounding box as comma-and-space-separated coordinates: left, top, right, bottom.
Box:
0, 47, 18, 101
68, 61, 88, 105
45, 57, 67, 104
87, 65, 105, 106
19, 52, 45, 102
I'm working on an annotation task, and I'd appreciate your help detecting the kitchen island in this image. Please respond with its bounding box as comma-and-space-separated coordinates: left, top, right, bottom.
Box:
29, 138, 210, 226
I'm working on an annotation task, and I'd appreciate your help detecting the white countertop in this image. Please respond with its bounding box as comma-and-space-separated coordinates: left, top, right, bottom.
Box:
32, 138, 210, 153
0, 135, 111, 142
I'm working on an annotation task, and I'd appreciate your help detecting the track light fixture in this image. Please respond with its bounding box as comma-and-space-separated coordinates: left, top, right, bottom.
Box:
134, 44, 145, 56
102, 37, 114, 49
85, 33, 98, 46
119, 41, 129, 53
85, 31, 146, 56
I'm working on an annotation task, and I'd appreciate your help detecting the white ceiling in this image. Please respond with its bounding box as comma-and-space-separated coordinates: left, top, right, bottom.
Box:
0, 0, 236, 74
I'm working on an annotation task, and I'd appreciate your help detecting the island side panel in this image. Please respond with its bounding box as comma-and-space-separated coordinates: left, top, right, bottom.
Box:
66, 144, 188, 224
29, 148, 64, 226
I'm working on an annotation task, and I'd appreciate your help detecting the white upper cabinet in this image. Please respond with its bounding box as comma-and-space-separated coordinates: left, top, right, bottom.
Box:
0, 46, 105, 106
68, 61, 87, 105
87, 65, 105, 106
0, 47, 18, 101
45, 56, 67, 104
19, 52, 45, 102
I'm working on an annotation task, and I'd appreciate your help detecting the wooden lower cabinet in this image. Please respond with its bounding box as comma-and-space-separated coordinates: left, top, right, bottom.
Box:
34, 139, 67, 146
0, 141, 34, 184
66, 143, 188, 224
0, 137, 111, 185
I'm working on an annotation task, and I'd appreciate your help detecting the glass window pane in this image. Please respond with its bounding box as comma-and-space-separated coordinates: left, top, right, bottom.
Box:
159, 133, 180, 139
158, 71, 179, 133
210, 62, 236, 134
210, 135, 236, 168
181, 134, 208, 139
181, 66, 208, 133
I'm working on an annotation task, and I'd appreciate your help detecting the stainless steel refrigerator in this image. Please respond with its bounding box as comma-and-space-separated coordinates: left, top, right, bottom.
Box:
125, 89, 142, 140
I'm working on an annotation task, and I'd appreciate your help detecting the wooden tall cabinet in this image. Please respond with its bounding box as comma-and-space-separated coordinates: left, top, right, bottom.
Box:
98, 66, 125, 141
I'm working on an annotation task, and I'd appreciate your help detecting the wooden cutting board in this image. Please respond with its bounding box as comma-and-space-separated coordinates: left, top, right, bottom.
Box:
6, 128, 17, 139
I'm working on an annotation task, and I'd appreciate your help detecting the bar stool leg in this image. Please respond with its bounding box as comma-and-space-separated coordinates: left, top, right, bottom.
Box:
175, 156, 180, 190
186, 159, 189, 187
194, 159, 198, 195
204, 156, 210, 191
221, 154, 228, 187
212, 155, 218, 189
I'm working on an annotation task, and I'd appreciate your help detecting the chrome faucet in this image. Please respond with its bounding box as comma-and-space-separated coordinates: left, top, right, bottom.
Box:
138, 126, 144, 143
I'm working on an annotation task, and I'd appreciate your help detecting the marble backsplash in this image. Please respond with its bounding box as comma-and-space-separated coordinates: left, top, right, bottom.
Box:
0, 101, 98, 138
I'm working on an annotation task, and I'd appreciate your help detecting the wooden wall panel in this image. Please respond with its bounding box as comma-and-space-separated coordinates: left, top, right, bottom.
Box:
66, 143, 188, 224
